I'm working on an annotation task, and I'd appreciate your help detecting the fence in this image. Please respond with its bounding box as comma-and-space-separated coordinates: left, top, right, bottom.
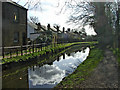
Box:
0, 42, 58, 59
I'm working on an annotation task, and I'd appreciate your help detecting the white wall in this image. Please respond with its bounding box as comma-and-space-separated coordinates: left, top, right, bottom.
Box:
30, 34, 40, 41
27, 24, 35, 39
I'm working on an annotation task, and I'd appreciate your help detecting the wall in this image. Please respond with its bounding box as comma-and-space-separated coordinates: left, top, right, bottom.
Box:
2, 2, 27, 47
0, 1, 2, 56
27, 24, 35, 39
0, 2, 2, 90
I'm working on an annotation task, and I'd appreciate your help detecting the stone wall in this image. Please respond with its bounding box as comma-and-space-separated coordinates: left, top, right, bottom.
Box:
2, 2, 27, 47
0, 1, 2, 56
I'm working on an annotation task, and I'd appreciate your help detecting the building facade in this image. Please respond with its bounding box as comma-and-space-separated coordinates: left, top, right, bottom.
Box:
1, 1, 27, 47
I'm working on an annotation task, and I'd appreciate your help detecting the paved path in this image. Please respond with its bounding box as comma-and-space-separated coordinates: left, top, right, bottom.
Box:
78, 49, 119, 88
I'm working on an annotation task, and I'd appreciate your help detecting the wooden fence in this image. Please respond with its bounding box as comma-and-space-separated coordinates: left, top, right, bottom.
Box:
0, 42, 58, 59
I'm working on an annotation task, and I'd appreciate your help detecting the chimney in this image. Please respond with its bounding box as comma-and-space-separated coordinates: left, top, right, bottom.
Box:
67, 28, 70, 32
37, 23, 41, 30
47, 24, 50, 30
57, 26, 59, 32
63, 27, 65, 33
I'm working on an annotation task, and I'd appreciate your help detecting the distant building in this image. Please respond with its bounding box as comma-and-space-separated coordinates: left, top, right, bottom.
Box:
27, 21, 39, 41
0, 0, 27, 47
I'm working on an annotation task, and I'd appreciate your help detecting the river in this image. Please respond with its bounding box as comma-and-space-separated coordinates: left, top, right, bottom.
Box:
2, 45, 90, 88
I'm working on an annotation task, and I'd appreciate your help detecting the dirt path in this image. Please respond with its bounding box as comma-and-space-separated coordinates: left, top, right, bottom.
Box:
78, 49, 119, 88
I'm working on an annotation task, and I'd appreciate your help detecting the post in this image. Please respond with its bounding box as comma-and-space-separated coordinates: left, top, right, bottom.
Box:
29, 48, 31, 54
21, 46, 23, 56
2, 46, 4, 58
25, 46, 27, 54
32, 42, 34, 53
29, 44, 31, 54
35, 45, 37, 52
38, 44, 40, 52
10, 49, 12, 58
44, 43, 46, 49
16, 49, 18, 56
41, 43, 42, 51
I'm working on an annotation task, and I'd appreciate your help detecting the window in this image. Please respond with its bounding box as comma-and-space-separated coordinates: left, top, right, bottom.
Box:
14, 32, 19, 43
13, 8, 19, 22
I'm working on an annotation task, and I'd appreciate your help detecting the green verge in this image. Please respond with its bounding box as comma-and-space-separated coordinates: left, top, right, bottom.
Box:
112, 48, 120, 66
55, 47, 103, 88
2, 43, 92, 79
2, 42, 97, 64
1, 46, 73, 79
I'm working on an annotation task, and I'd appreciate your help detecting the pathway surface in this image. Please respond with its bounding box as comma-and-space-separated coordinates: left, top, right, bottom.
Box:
78, 49, 119, 88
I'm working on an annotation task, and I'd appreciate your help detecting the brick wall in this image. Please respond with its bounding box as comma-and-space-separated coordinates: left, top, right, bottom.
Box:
0, 1, 2, 56
2, 2, 27, 47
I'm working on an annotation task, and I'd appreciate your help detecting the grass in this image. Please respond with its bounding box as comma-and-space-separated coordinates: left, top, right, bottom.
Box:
2, 42, 97, 64
112, 48, 120, 66
1, 45, 74, 79
55, 47, 103, 88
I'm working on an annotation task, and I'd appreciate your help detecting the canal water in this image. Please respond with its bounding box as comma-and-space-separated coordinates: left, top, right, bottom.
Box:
2, 46, 90, 88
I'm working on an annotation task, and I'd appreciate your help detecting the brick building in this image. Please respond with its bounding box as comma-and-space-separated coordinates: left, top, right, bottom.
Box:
0, 0, 27, 48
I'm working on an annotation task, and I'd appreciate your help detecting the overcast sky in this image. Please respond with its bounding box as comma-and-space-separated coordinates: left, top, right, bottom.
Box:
12, 0, 96, 35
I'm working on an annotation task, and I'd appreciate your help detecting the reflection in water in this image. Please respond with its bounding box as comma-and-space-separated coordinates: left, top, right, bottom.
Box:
29, 65, 65, 88
29, 47, 90, 88
57, 56, 59, 61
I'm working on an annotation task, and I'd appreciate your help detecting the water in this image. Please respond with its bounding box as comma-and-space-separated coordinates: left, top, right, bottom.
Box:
28, 47, 90, 88
2, 46, 90, 88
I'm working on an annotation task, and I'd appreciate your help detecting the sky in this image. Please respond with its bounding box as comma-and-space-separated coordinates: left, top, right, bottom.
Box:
12, 0, 96, 35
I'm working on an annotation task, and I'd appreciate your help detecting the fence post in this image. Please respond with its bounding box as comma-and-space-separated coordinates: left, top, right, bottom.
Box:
32, 42, 34, 53
41, 43, 42, 51
29, 48, 31, 54
21, 46, 23, 56
16, 49, 18, 56
38, 44, 40, 52
29, 44, 31, 54
2, 45, 4, 58
35, 45, 37, 52
10, 49, 12, 58
25, 45, 27, 54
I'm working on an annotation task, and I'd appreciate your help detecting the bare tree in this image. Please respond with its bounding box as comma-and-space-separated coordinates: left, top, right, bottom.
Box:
15, 0, 42, 10
58, 0, 120, 48
30, 16, 39, 24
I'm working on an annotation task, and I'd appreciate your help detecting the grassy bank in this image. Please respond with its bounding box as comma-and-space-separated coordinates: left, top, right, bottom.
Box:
112, 48, 120, 66
2, 46, 73, 78
55, 47, 103, 88
2, 42, 97, 64
2, 43, 92, 78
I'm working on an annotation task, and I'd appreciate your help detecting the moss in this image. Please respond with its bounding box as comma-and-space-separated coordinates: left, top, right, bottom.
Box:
55, 48, 103, 88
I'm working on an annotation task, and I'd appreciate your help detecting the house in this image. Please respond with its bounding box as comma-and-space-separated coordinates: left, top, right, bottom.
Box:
47, 24, 58, 45
27, 21, 40, 42
57, 27, 67, 43
35, 23, 52, 44
0, 0, 27, 48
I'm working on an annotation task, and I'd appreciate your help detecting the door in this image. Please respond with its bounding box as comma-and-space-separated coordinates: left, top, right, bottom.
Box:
22, 33, 26, 45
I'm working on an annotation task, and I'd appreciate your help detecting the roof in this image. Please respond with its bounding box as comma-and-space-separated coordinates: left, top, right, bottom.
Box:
50, 27, 62, 33
28, 21, 38, 29
41, 25, 47, 31
2, 0, 27, 10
